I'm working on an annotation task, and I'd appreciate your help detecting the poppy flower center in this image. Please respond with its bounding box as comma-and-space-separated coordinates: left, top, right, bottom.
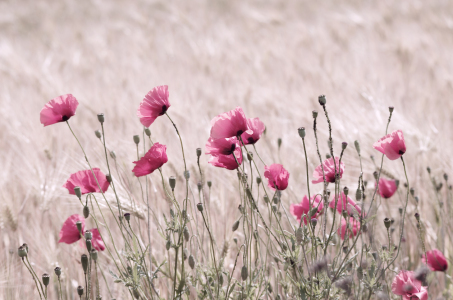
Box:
399, 150, 405, 155
159, 105, 168, 116
247, 137, 256, 144
61, 115, 70, 121
236, 130, 244, 136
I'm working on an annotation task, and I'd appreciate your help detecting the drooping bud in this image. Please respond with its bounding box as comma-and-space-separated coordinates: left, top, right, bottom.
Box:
272, 205, 277, 212
233, 238, 238, 244
384, 218, 391, 229
207, 181, 212, 188
312, 110, 318, 118
83, 206, 90, 218
95, 130, 102, 139
22, 243, 28, 253
398, 207, 403, 215
241, 266, 248, 281
18, 246, 27, 258
184, 170, 190, 180
97, 113, 104, 123
219, 273, 224, 285
309, 207, 318, 218
74, 186, 82, 199
342, 210, 348, 219
341, 142, 348, 150
326, 153, 331, 159
273, 196, 280, 205
197, 203, 203, 212
169, 176, 176, 190
318, 95, 326, 106
232, 220, 240, 232
54, 267, 61, 277
133, 289, 140, 299
77, 286, 84, 296
86, 239, 92, 252
85, 230, 92, 240
81, 254, 88, 274
76, 221, 83, 234
373, 171, 379, 180
189, 254, 195, 269
354, 140, 360, 155
298, 127, 306, 139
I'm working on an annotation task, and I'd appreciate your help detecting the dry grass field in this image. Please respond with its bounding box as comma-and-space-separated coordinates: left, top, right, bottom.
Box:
1, 0, 453, 298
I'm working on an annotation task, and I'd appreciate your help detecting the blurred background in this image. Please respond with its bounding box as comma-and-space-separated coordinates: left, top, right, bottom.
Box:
1, 0, 453, 298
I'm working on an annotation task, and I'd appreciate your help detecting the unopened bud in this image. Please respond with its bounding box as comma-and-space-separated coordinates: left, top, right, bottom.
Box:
256, 177, 262, 185
18, 246, 27, 258
169, 176, 176, 190
133, 135, 140, 145
342, 142, 348, 150
85, 230, 92, 240
354, 140, 360, 154
77, 286, 84, 296
398, 207, 403, 215
197, 203, 203, 212
296, 227, 303, 244
106, 174, 112, 182
196, 148, 202, 157
181, 227, 189, 242
277, 138, 282, 149
233, 238, 238, 244
81, 254, 88, 274
312, 110, 318, 118
83, 206, 90, 218
54, 267, 61, 277
298, 127, 306, 139
318, 95, 326, 105
95, 130, 102, 139
272, 205, 277, 212
219, 273, 224, 285
309, 207, 318, 218
326, 153, 331, 159
389, 106, 394, 113
232, 220, 240, 232
74, 186, 82, 199
110, 151, 116, 159
189, 254, 195, 269
144, 127, 151, 137
241, 266, 248, 281
384, 218, 391, 229
264, 195, 269, 203
86, 239, 92, 252
76, 221, 83, 234
355, 189, 362, 201
273, 196, 279, 205
373, 171, 379, 180
184, 170, 190, 180
183, 248, 188, 260
342, 210, 348, 219
133, 289, 140, 299
311, 218, 318, 228
207, 181, 212, 188
97, 113, 104, 123
371, 252, 378, 261
166, 240, 171, 251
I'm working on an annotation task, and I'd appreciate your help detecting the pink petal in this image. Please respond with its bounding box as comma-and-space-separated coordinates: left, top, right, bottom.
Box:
63, 168, 110, 195
241, 118, 265, 145
40, 94, 79, 126
132, 143, 168, 177
137, 85, 170, 127
90, 228, 106, 251
209, 107, 249, 140
208, 146, 243, 170
264, 164, 290, 191
373, 130, 406, 161
312, 157, 344, 184
58, 214, 85, 244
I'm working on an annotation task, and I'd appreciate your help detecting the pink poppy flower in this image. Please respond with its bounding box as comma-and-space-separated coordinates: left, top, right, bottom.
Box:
264, 164, 290, 191
205, 137, 241, 156
58, 215, 105, 251
40, 94, 79, 126
207, 145, 243, 170
329, 192, 362, 216
63, 168, 110, 195
132, 142, 168, 177
137, 85, 171, 127
391, 270, 428, 300
241, 118, 265, 145
338, 217, 360, 240
209, 107, 250, 140
373, 129, 406, 160
290, 195, 324, 224
312, 157, 345, 184
422, 249, 448, 272
376, 178, 398, 198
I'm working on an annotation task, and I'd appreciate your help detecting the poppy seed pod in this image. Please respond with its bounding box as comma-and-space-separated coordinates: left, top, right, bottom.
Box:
74, 186, 82, 199
42, 273, 50, 286
94, 130, 102, 139
343, 186, 349, 196
318, 95, 326, 105
207, 181, 212, 188
169, 176, 176, 190
97, 113, 104, 123
83, 206, 90, 218
197, 203, 203, 212
144, 127, 151, 137
85, 231, 93, 240
133, 135, 140, 145
389, 106, 394, 113
76, 221, 83, 234
81, 254, 88, 274
384, 218, 391, 229
90, 249, 98, 261
256, 177, 262, 185
232, 220, 240, 232
354, 140, 361, 154
54, 267, 61, 277
77, 286, 84, 296
196, 148, 202, 157
18, 246, 27, 258
298, 127, 306, 139
241, 266, 248, 281
415, 213, 420, 221
312, 110, 318, 118
264, 195, 269, 203
124, 213, 131, 222
184, 170, 190, 180
189, 254, 195, 269
342, 142, 348, 150
86, 239, 92, 252
197, 182, 202, 192
273, 196, 279, 205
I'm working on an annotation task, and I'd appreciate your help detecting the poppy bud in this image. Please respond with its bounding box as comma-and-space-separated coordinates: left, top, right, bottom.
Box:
343, 186, 349, 196
197, 203, 203, 212
342, 210, 348, 219
219, 273, 224, 285
81, 254, 88, 274
326, 153, 331, 159
342, 142, 348, 150
85, 231, 92, 240
298, 127, 306, 139
196, 148, 202, 157
170, 208, 175, 218
272, 205, 277, 212
241, 266, 248, 281
296, 227, 303, 244
183, 226, 190, 242
144, 127, 151, 137
264, 195, 269, 203
124, 213, 131, 222
398, 207, 403, 215
354, 189, 361, 201
97, 113, 105, 123
189, 254, 195, 269
106, 174, 112, 183
384, 218, 391, 229
326, 189, 331, 197
354, 140, 360, 155
389, 106, 394, 113
110, 151, 116, 159
277, 138, 282, 149
54, 267, 61, 277
169, 176, 176, 190
77, 286, 84, 296
371, 252, 378, 261
42, 273, 50, 286
166, 240, 171, 251
197, 182, 202, 192
183, 248, 188, 260
83, 206, 90, 218
247, 152, 253, 161
133, 135, 140, 145
312, 110, 318, 118
273, 196, 279, 205
256, 177, 262, 185
232, 220, 240, 232
74, 186, 82, 199
94, 130, 102, 139
184, 170, 190, 180
309, 207, 318, 218
318, 95, 326, 105
18, 246, 27, 258
207, 181, 212, 188
76, 221, 83, 234
86, 239, 92, 252
311, 218, 318, 228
